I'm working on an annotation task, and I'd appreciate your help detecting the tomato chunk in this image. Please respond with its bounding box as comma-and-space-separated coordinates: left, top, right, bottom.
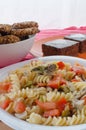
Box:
43, 109, 60, 117
47, 76, 66, 89
35, 100, 56, 110
0, 99, 11, 109
47, 80, 60, 89
0, 82, 11, 93
71, 78, 81, 82
57, 61, 65, 69
56, 98, 67, 112
14, 101, 26, 113
72, 65, 85, 75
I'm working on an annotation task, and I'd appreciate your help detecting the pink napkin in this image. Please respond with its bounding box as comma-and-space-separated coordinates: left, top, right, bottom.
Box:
35, 26, 86, 41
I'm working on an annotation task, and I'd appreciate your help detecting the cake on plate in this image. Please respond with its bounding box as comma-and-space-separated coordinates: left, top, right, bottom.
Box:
64, 34, 86, 53
42, 39, 79, 56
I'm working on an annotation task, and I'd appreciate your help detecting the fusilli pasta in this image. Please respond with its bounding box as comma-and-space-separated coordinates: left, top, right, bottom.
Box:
0, 60, 86, 127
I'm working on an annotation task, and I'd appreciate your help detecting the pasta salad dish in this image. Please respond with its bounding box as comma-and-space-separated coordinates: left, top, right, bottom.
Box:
0, 58, 86, 126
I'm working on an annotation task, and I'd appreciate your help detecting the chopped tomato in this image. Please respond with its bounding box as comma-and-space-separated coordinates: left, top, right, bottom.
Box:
71, 65, 85, 75
57, 61, 65, 69
43, 109, 60, 117
35, 100, 56, 110
60, 78, 66, 85
0, 99, 11, 109
47, 76, 66, 89
71, 78, 81, 82
56, 98, 67, 112
70, 67, 73, 71
14, 101, 26, 113
47, 80, 60, 89
0, 82, 12, 93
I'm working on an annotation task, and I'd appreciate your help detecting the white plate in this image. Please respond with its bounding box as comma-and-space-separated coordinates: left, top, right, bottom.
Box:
0, 56, 86, 130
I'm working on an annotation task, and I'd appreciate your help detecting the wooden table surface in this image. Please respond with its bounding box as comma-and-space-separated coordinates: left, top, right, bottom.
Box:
1, 35, 86, 130
0, 122, 13, 130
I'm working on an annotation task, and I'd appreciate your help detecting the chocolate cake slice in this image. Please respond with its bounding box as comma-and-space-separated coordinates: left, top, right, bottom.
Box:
64, 34, 86, 53
42, 39, 79, 56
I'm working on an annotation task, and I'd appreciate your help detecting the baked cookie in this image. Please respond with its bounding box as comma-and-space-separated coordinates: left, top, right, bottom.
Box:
0, 24, 12, 35
12, 21, 38, 29
20, 35, 29, 40
0, 35, 20, 44
11, 27, 39, 38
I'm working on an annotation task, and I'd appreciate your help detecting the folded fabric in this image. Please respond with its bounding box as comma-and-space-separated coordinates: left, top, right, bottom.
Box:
35, 26, 86, 41
23, 53, 35, 61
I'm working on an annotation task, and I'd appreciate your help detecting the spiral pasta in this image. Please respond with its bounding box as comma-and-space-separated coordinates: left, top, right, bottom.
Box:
46, 91, 74, 101
72, 82, 86, 91
27, 112, 43, 124
27, 114, 86, 126
9, 74, 21, 92
1, 60, 86, 127
27, 60, 43, 70
33, 75, 51, 84
76, 105, 86, 115
6, 87, 46, 100
57, 70, 75, 80
67, 115, 86, 125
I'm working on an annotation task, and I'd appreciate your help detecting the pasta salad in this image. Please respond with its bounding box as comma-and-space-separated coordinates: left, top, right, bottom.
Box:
0, 59, 86, 126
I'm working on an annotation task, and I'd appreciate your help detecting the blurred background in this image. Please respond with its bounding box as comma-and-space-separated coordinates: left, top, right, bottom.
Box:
0, 0, 86, 29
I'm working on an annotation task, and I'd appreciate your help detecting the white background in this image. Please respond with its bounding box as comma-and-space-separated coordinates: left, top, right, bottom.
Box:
0, 0, 86, 29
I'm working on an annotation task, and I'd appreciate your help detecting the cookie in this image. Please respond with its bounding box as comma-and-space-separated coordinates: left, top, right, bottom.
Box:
12, 21, 38, 29
0, 24, 12, 35
11, 27, 39, 38
0, 35, 20, 44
